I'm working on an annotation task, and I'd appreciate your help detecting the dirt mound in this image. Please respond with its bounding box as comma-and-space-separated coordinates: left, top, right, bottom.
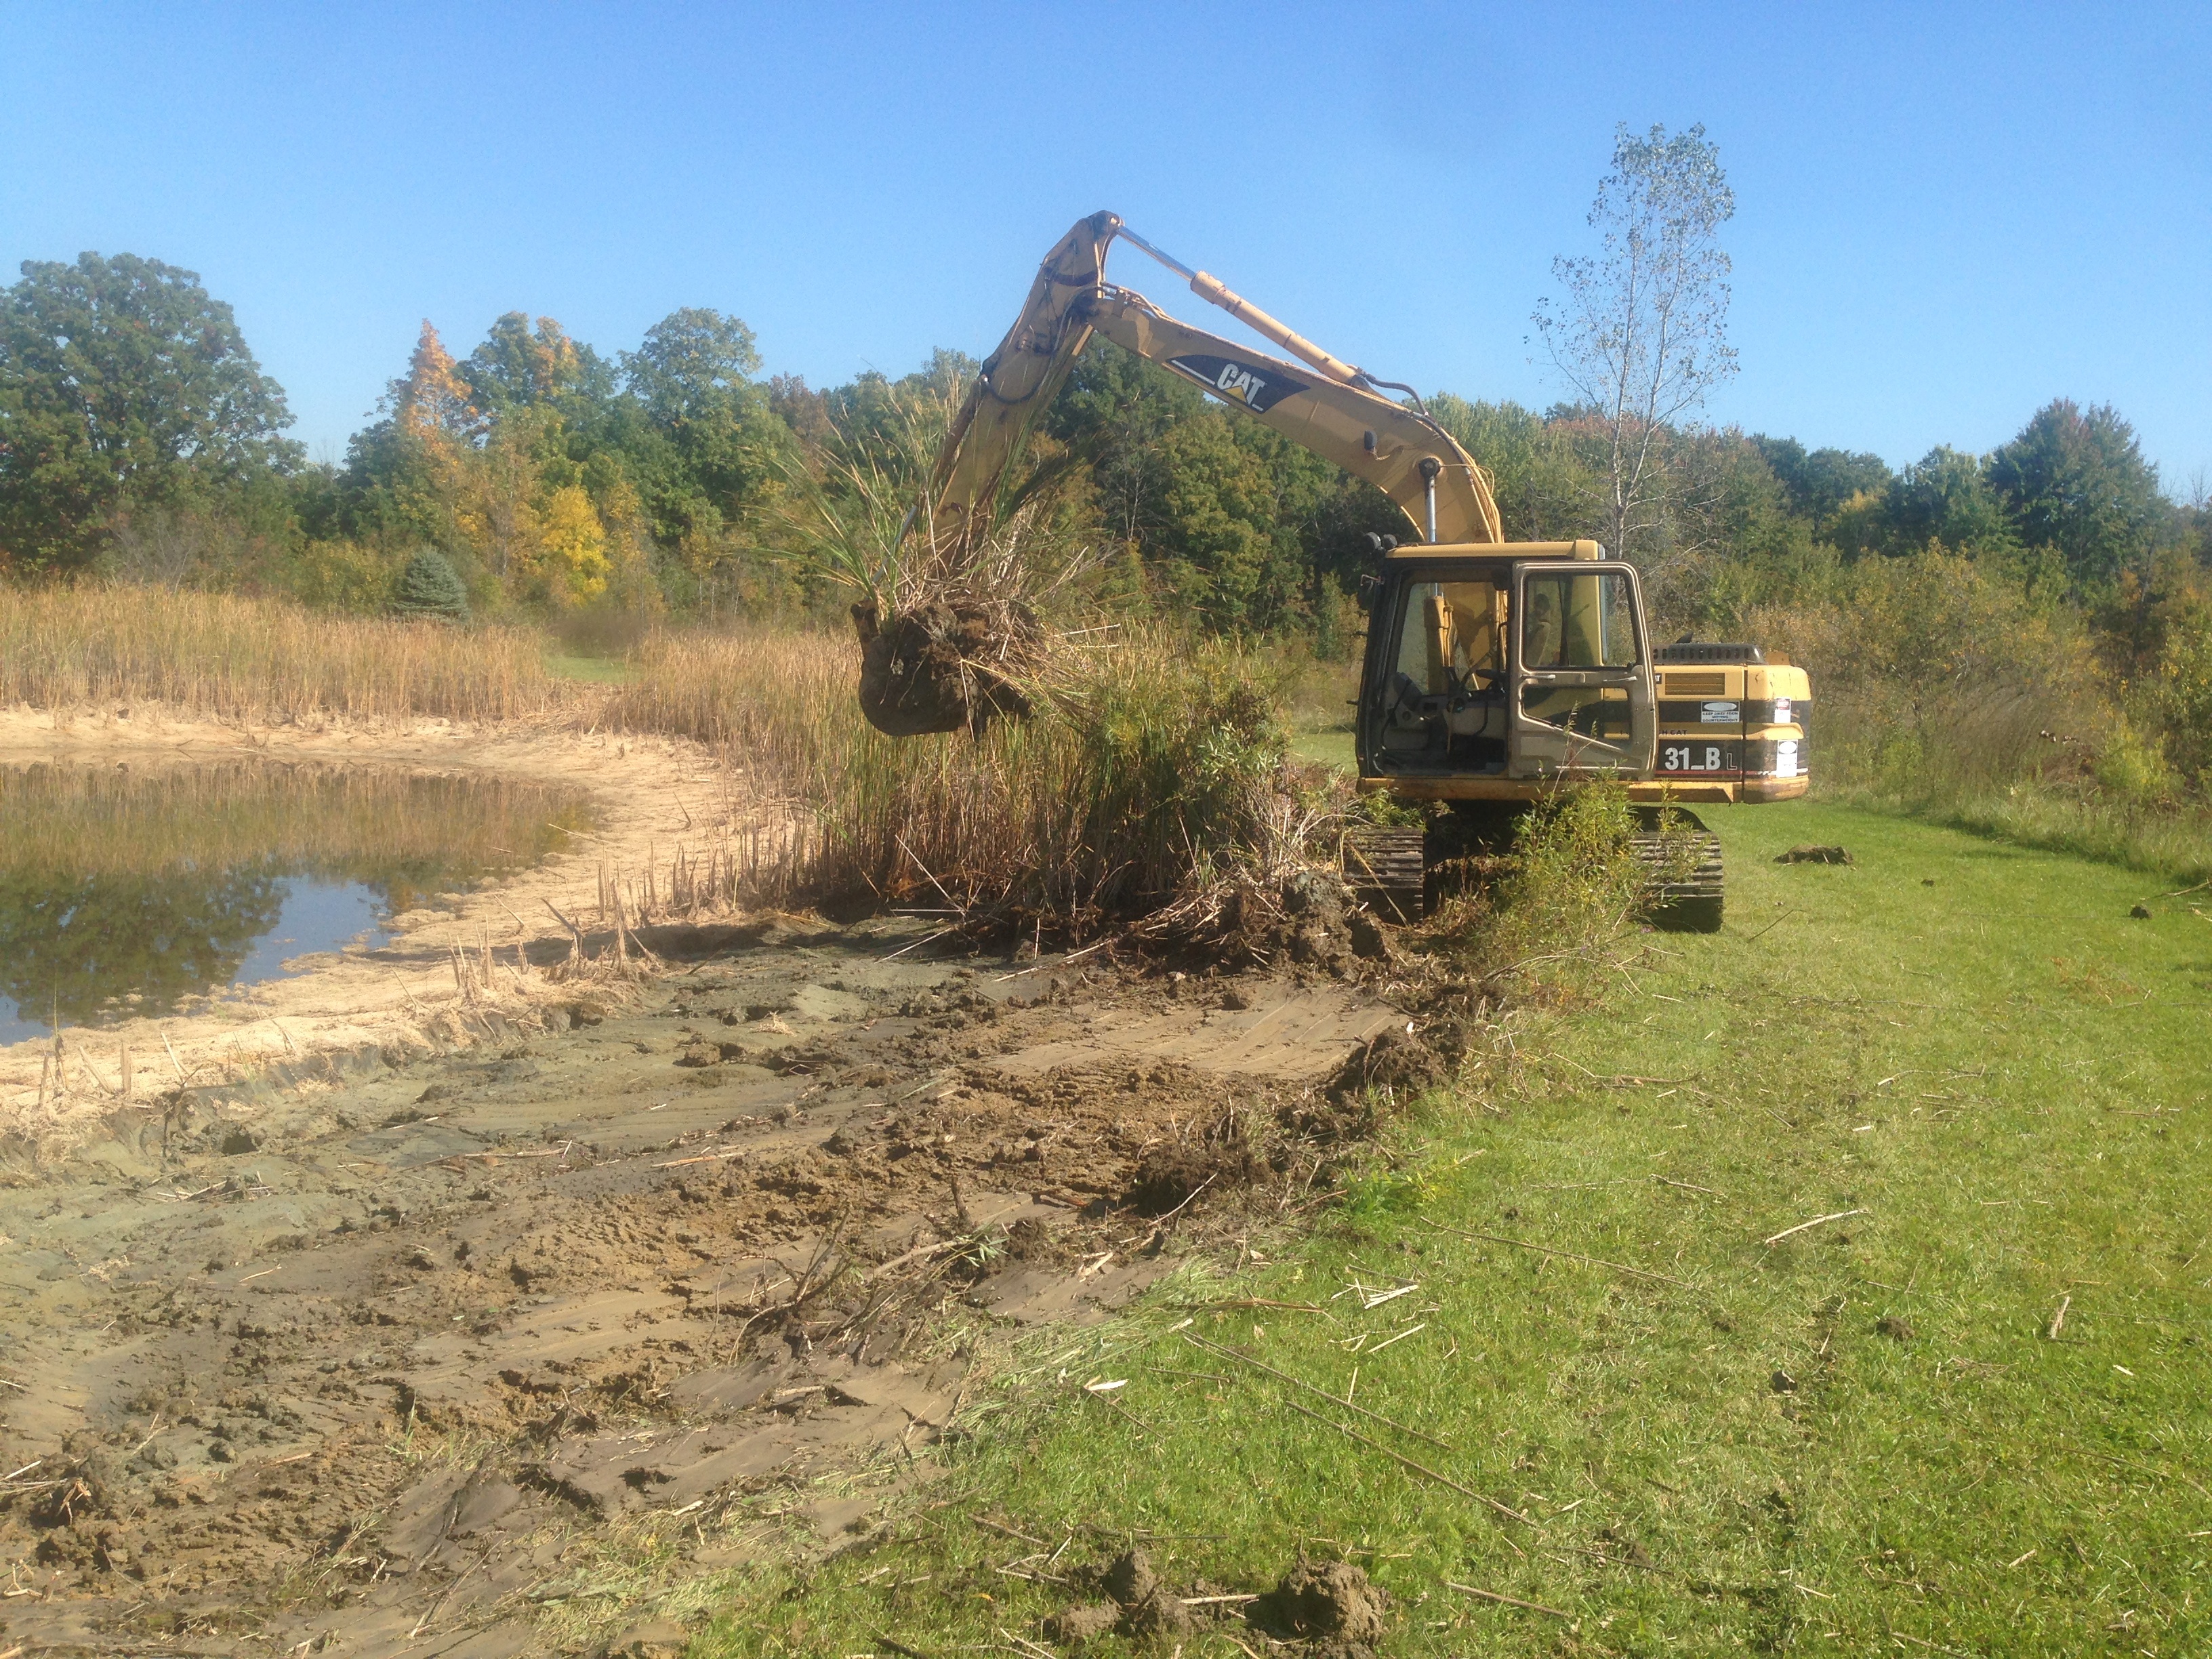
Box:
852, 596, 1042, 736
1249, 1555, 1391, 1657
1046, 1547, 1195, 1643
1775, 844, 1851, 864
1330, 1024, 1448, 1099
1105, 1547, 1194, 1635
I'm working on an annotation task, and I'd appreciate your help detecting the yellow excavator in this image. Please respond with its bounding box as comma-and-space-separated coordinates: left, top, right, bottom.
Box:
895, 211, 1810, 930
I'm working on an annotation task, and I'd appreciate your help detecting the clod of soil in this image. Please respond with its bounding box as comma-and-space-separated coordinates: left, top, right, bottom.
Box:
1775, 844, 1852, 865
1249, 1556, 1390, 1657
1104, 1547, 1161, 1604
1330, 1025, 1447, 1099
1104, 1547, 1193, 1636
1126, 1141, 1258, 1216
1875, 1315, 1916, 1340
1044, 1603, 1123, 1643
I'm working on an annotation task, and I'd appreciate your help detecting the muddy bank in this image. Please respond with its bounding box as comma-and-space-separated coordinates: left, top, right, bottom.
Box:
0, 907, 1404, 1656
0, 708, 742, 1153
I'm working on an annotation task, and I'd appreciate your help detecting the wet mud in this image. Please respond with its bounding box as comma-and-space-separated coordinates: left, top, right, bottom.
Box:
0, 916, 1401, 1656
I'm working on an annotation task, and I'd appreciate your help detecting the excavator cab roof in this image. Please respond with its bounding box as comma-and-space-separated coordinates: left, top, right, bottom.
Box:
1381, 539, 1604, 562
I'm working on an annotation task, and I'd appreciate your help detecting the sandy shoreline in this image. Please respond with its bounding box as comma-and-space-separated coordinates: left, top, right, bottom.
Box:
0, 701, 750, 1151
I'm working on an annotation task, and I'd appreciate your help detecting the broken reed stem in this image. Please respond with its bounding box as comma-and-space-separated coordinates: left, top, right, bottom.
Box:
1446, 1580, 1576, 1620
1761, 1208, 1869, 1248
1425, 1222, 1696, 1290
1181, 1331, 1453, 1450
1274, 1395, 1532, 1525
2046, 1294, 2070, 1340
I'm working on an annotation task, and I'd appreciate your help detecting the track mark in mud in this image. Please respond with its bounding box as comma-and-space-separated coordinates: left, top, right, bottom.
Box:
0, 916, 1401, 1656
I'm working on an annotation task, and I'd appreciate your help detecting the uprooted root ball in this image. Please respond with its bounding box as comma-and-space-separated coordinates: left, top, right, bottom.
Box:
851, 595, 1044, 735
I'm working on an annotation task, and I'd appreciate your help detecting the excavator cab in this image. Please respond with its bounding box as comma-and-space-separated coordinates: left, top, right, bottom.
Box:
1357, 542, 1656, 785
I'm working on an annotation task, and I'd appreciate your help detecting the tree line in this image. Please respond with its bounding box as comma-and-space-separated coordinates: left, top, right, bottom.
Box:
2, 249, 2198, 619
0, 243, 2205, 685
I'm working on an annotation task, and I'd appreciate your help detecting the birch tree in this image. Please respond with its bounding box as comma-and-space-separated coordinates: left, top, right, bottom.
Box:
1534, 123, 1737, 564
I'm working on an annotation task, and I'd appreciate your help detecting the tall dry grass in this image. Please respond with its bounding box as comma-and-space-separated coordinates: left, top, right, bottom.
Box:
609, 627, 1322, 937
0, 586, 565, 723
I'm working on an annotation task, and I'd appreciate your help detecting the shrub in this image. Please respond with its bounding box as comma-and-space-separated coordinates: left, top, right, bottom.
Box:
610, 626, 1309, 935
1424, 779, 1644, 999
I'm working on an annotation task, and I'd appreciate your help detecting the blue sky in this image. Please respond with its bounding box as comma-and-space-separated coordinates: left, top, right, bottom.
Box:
4, 2, 2206, 491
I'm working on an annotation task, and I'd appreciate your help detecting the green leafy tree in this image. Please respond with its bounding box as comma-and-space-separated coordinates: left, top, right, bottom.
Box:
1987, 399, 2171, 593
617, 307, 785, 542
1429, 395, 1594, 541
391, 547, 470, 621
1751, 437, 1892, 537
0, 252, 300, 571
1877, 445, 2020, 558
462, 312, 590, 415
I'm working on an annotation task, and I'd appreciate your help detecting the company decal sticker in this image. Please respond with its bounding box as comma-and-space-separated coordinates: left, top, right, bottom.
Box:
1700, 700, 1740, 723
1166, 354, 1310, 413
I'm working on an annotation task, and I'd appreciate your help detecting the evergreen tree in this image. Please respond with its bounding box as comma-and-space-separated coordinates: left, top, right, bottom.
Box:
1988, 399, 2170, 592
391, 548, 469, 621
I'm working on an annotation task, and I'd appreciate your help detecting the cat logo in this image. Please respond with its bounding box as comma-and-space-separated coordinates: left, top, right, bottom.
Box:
1165, 353, 1309, 414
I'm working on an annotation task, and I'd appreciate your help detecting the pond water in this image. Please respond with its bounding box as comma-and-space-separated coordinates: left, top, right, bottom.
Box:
0, 760, 594, 1046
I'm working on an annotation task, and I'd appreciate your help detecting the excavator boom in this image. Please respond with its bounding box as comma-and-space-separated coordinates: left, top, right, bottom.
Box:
923, 211, 1502, 556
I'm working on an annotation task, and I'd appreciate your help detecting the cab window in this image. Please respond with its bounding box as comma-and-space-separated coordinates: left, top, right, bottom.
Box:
1391, 580, 1504, 694
1519, 570, 1639, 669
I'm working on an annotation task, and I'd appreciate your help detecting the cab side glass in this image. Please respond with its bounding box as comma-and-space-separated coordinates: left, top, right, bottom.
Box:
1519, 570, 1641, 669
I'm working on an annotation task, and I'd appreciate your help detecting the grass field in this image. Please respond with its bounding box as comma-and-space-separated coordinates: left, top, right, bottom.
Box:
691, 800, 2212, 1657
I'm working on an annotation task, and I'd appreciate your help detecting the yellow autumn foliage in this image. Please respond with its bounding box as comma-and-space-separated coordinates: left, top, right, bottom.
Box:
537, 483, 610, 605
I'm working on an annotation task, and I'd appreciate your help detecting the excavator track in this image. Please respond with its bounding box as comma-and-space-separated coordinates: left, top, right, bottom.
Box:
1343, 827, 1427, 923
1633, 827, 1725, 933
1346, 819, 1724, 931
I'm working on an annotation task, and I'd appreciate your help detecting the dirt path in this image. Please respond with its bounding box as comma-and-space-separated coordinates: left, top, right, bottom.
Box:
0, 889, 1402, 1654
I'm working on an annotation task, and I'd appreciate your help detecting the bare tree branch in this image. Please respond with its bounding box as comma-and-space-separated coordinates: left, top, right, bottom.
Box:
1533, 123, 1738, 565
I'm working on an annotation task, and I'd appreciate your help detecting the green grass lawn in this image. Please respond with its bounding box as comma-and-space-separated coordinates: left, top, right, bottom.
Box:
543, 649, 637, 684
694, 802, 2212, 1657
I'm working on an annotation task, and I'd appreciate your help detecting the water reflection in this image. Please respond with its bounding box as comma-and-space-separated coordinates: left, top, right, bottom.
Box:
0, 761, 593, 1044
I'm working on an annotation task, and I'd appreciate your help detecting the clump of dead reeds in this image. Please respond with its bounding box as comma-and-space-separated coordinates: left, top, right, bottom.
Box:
609, 624, 1338, 941
0, 586, 565, 723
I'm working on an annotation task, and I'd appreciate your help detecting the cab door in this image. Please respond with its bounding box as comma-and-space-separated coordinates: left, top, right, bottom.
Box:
1507, 560, 1656, 779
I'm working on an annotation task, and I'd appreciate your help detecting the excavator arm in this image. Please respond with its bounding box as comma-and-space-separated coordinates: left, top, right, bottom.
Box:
922, 211, 1502, 556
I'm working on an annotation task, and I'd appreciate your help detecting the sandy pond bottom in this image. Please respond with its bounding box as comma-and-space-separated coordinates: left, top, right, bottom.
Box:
0, 911, 1398, 1657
